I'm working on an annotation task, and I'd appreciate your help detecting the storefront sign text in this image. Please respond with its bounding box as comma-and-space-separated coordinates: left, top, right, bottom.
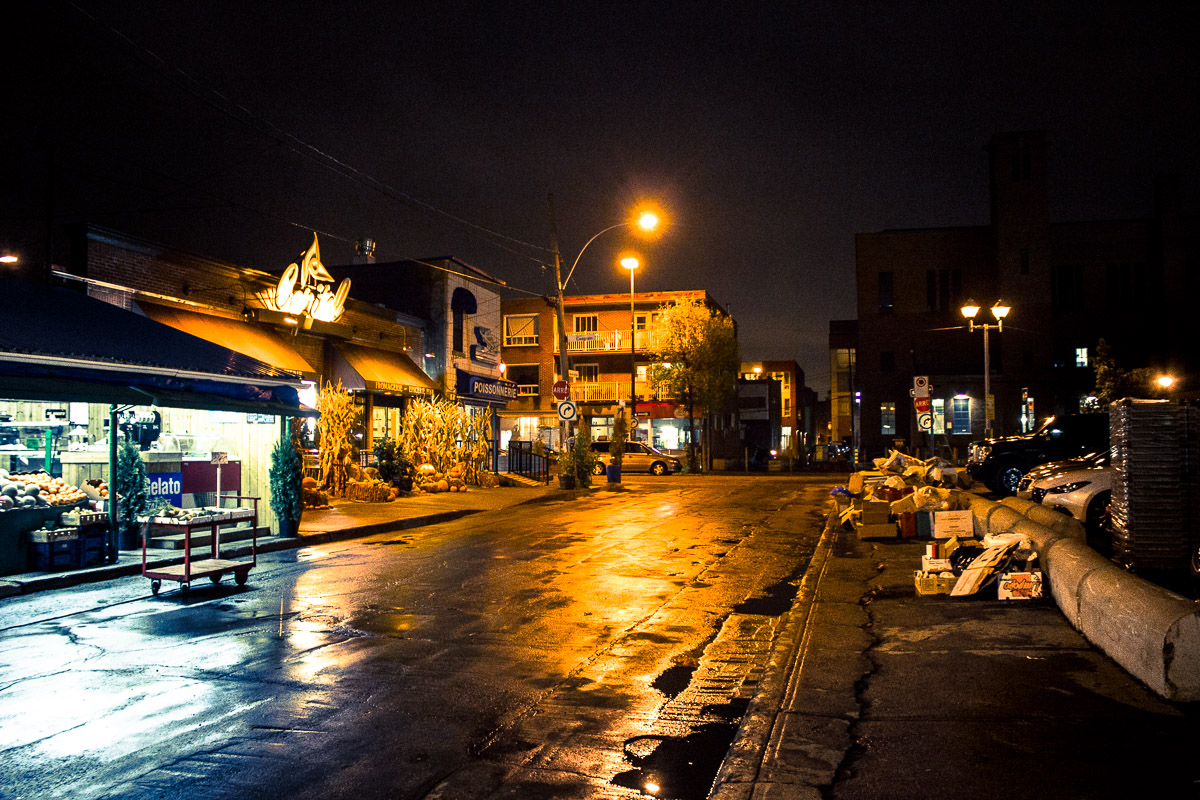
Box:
268, 234, 351, 323
148, 472, 183, 507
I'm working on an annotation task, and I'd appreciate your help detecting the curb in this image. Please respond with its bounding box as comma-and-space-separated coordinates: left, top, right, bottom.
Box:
0, 508, 483, 597
708, 511, 840, 799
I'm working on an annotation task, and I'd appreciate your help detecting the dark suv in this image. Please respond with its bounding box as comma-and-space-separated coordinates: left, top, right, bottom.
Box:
966, 413, 1110, 495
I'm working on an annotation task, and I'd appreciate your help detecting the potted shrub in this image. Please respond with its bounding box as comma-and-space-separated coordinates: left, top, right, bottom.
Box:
571, 433, 598, 489
607, 413, 628, 483
373, 437, 414, 491
270, 436, 304, 537
114, 438, 148, 550
556, 444, 576, 489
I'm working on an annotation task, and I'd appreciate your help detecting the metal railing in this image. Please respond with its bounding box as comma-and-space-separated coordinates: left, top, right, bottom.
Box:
507, 441, 550, 484
558, 329, 662, 353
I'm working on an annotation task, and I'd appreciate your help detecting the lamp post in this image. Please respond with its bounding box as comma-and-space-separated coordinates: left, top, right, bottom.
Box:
961, 299, 1011, 439
546, 202, 661, 447
621, 256, 640, 433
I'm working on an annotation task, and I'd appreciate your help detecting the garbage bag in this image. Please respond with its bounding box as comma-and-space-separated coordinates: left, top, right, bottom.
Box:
912, 485, 952, 510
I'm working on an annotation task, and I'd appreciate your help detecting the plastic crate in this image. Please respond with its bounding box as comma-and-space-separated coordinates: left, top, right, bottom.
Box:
29, 536, 81, 572
79, 528, 108, 567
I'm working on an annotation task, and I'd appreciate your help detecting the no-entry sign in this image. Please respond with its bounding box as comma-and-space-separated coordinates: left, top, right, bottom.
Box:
552, 380, 570, 401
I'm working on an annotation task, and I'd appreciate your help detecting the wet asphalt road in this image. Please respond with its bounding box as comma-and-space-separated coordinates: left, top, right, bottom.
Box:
0, 475, 830, 800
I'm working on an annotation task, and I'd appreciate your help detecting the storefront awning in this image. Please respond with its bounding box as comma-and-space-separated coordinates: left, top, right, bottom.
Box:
137, 302, 317, 380
0, 276, 314, 416
334, 343, 439, 396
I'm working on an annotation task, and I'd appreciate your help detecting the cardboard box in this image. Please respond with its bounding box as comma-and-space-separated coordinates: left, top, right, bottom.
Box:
921, 556, 954, 572
847, 470, 887, 496
915, 511, 933, 539
898, 511, 917, 539
914, 570, 956, 595
997, 571, 1044, 600
861, 500, 891, 524
857, 522, 898, 538
933, 510, 973, 539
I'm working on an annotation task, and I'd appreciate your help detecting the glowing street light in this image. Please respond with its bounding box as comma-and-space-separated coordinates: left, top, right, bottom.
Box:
961, 299, 1011, 438
547, 202, 665, 447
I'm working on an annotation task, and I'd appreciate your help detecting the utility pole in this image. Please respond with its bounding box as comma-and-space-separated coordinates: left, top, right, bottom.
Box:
547, 194, 571, 449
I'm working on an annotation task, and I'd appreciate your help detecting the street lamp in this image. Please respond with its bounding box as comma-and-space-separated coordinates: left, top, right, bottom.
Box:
547, 202, 662, 446
961, 299, 1011, 438
621, 255, 641, 431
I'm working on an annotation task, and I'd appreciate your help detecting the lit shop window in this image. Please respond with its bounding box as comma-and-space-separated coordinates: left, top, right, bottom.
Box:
880, 402, 896, 435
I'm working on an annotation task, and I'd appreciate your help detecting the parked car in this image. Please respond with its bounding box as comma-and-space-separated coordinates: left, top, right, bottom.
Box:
1030, 464, 1113, 537
967, 413, 1110, 496
1015, 450, 1110, 500
590, 441, 682, 475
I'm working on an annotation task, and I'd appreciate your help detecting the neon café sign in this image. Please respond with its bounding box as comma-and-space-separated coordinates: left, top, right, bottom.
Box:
267, 234, 351, 324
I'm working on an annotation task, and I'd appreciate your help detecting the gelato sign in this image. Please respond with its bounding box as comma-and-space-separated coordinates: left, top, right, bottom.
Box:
268, 234, 350, 323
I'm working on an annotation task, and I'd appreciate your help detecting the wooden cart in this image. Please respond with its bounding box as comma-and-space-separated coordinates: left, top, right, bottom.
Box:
141, 496, 258, 597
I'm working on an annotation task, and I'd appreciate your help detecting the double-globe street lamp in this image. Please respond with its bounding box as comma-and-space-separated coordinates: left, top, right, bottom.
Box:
548, 207, 661, 443
961, 299, 1011, 439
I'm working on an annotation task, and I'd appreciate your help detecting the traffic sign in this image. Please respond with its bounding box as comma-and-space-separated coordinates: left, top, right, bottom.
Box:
552, 380, 570, 401
556, 400, 578, 422
914, 396, 931, 415
917, 412, 933, 431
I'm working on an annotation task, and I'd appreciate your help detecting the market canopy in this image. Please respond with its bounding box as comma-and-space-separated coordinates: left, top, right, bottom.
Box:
0, 277, 315, 416
333, 343, 439, 396
136, 301, 318, 380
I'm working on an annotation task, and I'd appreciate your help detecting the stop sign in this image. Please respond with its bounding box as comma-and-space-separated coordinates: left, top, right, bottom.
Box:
552, 380, 570, 401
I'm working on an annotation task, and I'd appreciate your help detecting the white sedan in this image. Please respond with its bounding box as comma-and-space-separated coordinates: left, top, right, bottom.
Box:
1030, 465, 1113, 534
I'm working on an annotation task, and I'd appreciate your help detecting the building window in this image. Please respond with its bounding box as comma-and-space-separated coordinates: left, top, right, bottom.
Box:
634, 313, 650, 331
926, 268, 962, 312
932, 398, 946, 434
574, 314, 598, 333
503, 314, 539, 346
577, 363, 599, 383
783, 397, 791, 414
880, 351, 895, 372
952, 397, 971, 434
880, 402, 896, 435
450, 287, 477, 354
506, 364, 539, 395
878, 272, 894, 315
1052, 264, 1084, 311
1075, 347, 1089, 367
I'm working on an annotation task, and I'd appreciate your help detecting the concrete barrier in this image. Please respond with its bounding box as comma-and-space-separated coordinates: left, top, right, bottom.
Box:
957, 491, 1200, 702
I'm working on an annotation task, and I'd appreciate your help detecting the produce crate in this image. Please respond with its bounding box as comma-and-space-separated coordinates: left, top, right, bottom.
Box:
79, 527, 108, 567
28, 530, 81, 572
913, 570, 956, 596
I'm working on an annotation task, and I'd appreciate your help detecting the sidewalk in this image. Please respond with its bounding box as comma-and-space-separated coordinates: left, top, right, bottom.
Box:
0, 483, 553, 598
712, 510, 1200, 799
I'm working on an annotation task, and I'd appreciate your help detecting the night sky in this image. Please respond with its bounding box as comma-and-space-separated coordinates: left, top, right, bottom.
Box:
6, 1, 1197, 395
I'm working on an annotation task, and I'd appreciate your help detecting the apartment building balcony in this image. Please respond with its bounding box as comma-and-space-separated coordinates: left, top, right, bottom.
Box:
568, 381, 671, 403
557, 329, 662, 353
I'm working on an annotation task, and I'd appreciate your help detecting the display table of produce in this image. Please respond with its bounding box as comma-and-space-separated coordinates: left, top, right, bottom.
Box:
140, 496, 258, 597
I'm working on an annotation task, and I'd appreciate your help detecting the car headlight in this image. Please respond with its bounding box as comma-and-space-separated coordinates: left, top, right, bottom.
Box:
1047, 480, 1091, 494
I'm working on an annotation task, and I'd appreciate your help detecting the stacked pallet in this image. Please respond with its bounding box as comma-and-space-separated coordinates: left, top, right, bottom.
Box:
1110, 399, 1199, 569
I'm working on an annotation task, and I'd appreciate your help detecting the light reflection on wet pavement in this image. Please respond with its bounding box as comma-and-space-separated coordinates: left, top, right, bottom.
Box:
0, 476, 830, 799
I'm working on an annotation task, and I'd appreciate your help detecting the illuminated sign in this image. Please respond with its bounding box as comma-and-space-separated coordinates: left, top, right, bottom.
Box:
455, 369, 518, 403
267, 234, 351, 323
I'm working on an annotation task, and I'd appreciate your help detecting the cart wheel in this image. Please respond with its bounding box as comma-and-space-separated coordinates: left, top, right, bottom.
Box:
234, 570, 249, 586
180, 583, 189, 597
150, 579, 161, 595
210, 574, 223, 585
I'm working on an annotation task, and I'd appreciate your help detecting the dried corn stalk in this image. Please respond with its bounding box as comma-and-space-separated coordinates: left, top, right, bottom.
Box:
317, 379, 357, 497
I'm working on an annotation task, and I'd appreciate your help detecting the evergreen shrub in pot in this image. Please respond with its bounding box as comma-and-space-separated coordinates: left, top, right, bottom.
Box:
270, 437, 304, 537
114, 439, 148, 550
